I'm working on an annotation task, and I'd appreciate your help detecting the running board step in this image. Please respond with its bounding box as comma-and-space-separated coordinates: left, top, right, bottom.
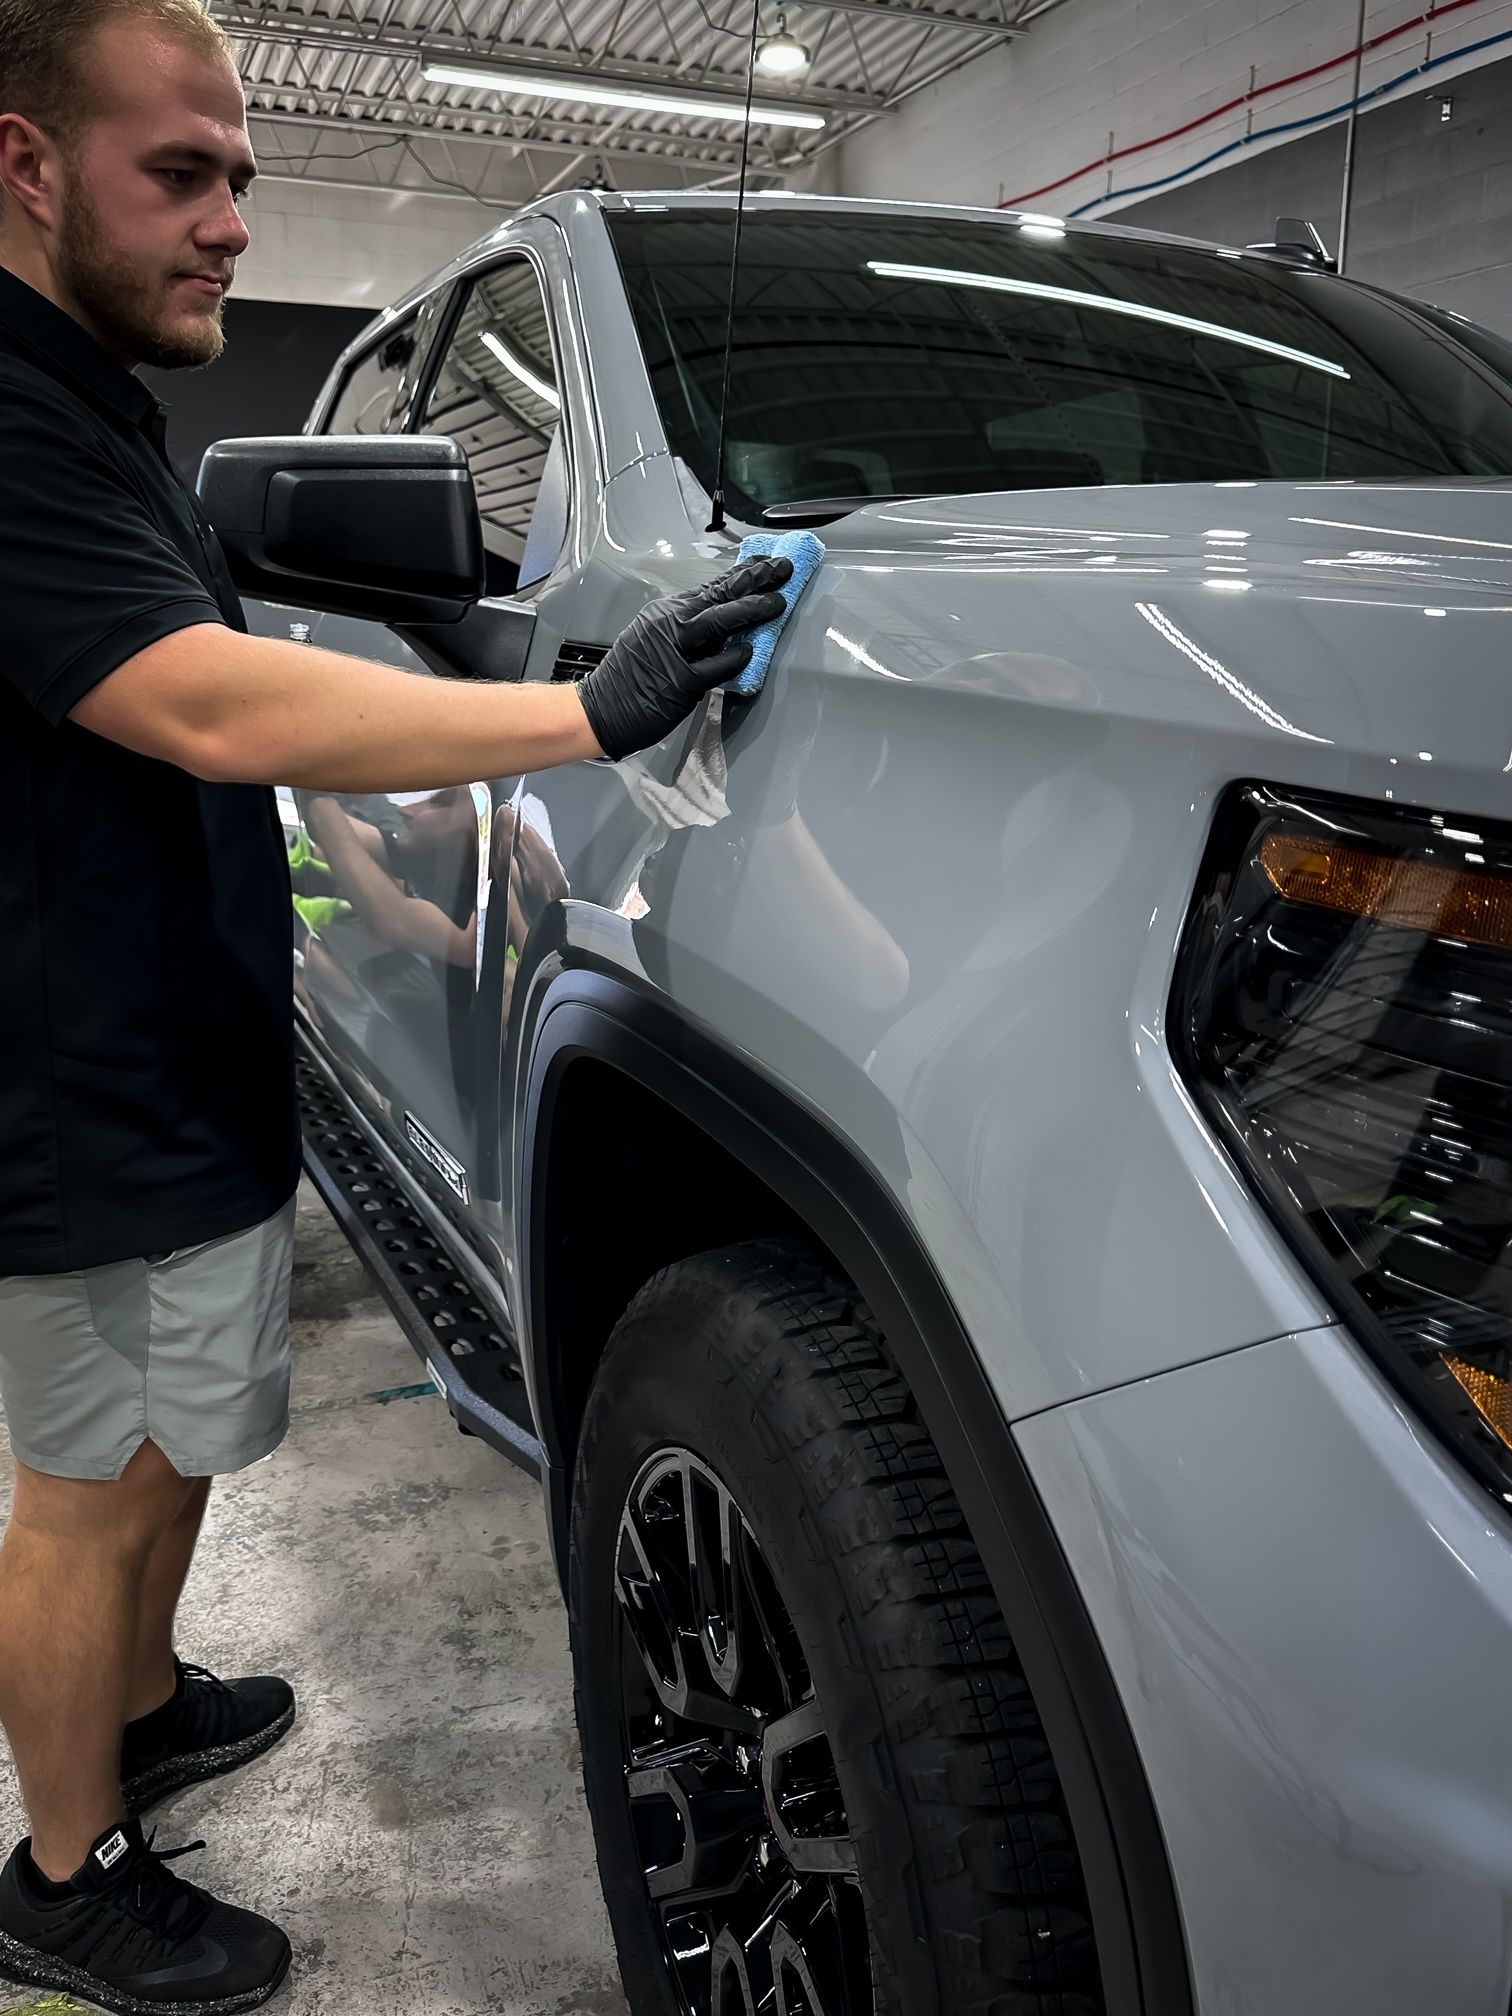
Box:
295, 1043, 541, 1478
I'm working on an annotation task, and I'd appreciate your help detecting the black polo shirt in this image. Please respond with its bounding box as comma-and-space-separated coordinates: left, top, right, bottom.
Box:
0, 266, 299, 1273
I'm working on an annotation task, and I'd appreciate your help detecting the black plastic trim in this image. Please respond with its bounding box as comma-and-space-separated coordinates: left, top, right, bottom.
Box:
296, 1036, 541, 1477
518, 970, 1192, 2016
551, 640, 608, 684
403, 280, 469, 435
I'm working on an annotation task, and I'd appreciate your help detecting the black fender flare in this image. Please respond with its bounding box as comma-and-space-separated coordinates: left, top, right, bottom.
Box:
518, 964, 1191, 2016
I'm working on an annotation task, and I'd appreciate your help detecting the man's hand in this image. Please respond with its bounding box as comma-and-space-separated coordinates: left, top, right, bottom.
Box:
578, 556, 793, 763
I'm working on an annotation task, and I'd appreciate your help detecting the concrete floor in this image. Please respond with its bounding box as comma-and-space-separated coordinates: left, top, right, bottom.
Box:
0, 1180, 628, 2016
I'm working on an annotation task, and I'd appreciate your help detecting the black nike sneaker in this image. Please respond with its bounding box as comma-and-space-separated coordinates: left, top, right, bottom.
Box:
0, 1817, 290, 2014
121, 1662, 296, 1817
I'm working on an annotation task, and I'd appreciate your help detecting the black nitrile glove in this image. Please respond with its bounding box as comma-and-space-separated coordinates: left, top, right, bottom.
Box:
578, 556, 793, 762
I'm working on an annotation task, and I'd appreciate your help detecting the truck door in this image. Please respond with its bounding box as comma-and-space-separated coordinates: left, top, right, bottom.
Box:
295, 245, 574, 1231
254, 295, 452, 1059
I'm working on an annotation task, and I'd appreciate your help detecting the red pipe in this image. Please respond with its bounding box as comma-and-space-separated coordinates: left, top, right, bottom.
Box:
1001, 0, 1486, 208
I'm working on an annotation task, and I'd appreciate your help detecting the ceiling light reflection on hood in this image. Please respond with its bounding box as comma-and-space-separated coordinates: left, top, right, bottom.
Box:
865, 261, 1350, 378
1136, 602, 1330, 742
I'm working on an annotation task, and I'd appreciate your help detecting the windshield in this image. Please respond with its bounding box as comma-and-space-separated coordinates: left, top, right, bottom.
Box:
606, 208, 1512, 522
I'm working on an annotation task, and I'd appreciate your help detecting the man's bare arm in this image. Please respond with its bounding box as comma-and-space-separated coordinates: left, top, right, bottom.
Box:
69, 556, 791, 788
71, 625, 602, 789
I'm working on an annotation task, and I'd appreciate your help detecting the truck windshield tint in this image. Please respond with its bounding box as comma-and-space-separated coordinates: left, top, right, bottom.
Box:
605, 208, 1512, 521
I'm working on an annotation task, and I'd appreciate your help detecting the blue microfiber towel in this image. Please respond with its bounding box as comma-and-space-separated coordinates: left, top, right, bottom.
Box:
724, 530, 826, 698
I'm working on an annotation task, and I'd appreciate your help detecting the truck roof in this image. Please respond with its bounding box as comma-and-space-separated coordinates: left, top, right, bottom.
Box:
350, 187, 1244, 354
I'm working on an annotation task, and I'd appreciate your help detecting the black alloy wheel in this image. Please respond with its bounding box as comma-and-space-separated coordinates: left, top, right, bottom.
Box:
570, 1239, 1105, 2016
616, 1447, 872, 2015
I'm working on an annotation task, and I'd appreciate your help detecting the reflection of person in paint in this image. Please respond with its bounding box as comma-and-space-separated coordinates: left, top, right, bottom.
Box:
301, 790, 480, 967
295, 788, 571, 1041
492, 794, 570, 1024
727, 674, 910, 1015
745, 803, 910, 1015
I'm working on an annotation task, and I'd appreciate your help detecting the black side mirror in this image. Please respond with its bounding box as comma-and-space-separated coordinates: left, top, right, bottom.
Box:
197, 434, 486, 624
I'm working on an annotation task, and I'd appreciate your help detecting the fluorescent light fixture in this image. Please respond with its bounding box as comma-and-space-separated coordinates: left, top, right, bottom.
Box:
480, 328, 560, 409
865, 260, 1350, 378
1016, 211, 1065, 238
424, 59, 826, 129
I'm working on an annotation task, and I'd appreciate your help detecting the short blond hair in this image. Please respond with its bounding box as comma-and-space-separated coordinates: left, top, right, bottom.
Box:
0, 0, 233, 151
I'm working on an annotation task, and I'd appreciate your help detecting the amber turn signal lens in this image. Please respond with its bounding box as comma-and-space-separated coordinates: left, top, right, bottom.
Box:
1443, 1356, 1512, 1453
1260, 831, 1512, 952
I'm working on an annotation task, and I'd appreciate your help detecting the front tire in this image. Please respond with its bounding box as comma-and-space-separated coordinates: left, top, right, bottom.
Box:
568, 1239, 1103, 2015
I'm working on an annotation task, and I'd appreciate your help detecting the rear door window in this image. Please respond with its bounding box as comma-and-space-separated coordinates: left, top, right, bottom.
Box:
323, 315, 420, 436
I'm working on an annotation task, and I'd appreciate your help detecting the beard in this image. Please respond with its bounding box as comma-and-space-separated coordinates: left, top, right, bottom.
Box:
56, 179, 229, 371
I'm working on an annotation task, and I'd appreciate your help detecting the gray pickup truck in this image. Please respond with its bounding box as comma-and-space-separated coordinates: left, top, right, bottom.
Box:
202, 190, 1512, 2016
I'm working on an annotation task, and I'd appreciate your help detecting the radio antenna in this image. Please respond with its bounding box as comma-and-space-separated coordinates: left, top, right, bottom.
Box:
706, 0, 763, 533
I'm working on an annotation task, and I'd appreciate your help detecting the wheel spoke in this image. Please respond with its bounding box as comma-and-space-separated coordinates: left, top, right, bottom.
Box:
763, 1699, 856, 1878
615, 1498, 690, 1712
627, 1748, 765, 1906
711, 1923, 768, 2016
618, 1492, 762, 1734
613, 1447, 872, 2016
735, 1518, 806, 1712
686, 1464, 748, 1704
773, 1919, 843, 2016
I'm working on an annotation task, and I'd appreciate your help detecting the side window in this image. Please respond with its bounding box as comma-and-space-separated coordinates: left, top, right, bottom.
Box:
419, 258, 566, 596
388, 286, 454, 431
323, 315, 419, 436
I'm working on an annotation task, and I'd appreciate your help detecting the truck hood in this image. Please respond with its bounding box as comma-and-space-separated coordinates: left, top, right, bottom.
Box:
797, 479, 1512, 820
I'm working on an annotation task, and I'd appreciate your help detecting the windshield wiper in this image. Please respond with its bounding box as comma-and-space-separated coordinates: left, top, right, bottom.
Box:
760, 493, 918, 527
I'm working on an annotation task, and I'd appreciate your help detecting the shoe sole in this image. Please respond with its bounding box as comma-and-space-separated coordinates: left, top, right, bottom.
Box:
123, 1704, 297, 1818
0, 1927, 291, 2016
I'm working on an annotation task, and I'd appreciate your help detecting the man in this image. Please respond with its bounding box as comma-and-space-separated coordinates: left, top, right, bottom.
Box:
0, 4, 789, 2009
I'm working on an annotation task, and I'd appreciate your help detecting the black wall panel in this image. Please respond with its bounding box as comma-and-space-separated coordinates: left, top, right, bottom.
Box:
142, 297, 369, 487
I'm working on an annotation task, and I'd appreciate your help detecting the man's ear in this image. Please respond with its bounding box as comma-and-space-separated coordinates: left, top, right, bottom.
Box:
0, 114, 62, 234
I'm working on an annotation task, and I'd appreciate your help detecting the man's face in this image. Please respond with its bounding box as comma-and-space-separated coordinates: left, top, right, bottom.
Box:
54, 22, 256, 370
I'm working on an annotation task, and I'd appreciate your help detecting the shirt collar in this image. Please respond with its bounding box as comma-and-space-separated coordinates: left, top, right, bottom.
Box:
0, 263, 165, 439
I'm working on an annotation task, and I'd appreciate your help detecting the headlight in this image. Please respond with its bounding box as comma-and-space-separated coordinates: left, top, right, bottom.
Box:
1173, 784, 1512, 1502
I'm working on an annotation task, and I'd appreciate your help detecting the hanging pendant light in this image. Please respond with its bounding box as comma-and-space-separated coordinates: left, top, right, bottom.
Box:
756, 14, 812, 76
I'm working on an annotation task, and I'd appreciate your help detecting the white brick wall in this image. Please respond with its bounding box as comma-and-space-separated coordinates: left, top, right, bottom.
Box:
234, 177, 502, 311
837, 0, 1512, 219
233, 139, 842, 310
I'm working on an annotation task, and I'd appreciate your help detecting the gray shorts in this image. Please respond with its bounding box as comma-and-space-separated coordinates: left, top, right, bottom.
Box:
0, 1196, 297, 1482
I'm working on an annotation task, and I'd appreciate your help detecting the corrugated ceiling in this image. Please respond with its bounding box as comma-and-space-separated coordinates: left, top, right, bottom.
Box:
212, 0, 1072, 205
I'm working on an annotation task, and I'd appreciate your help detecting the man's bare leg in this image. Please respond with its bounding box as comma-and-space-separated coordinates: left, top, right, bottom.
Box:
0, 1441, 192, 1880
125, 1476, 211, 1723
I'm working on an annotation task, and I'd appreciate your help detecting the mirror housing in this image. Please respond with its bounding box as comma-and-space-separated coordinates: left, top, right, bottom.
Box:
198, 434, 486, 624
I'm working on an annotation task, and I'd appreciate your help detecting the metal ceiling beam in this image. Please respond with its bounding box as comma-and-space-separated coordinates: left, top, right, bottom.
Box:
215, 1, 1028, 48
213, 10, 891, 110
251, 165, 517, 208
246, 104, 758, 175
785, 0, 1025, 33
